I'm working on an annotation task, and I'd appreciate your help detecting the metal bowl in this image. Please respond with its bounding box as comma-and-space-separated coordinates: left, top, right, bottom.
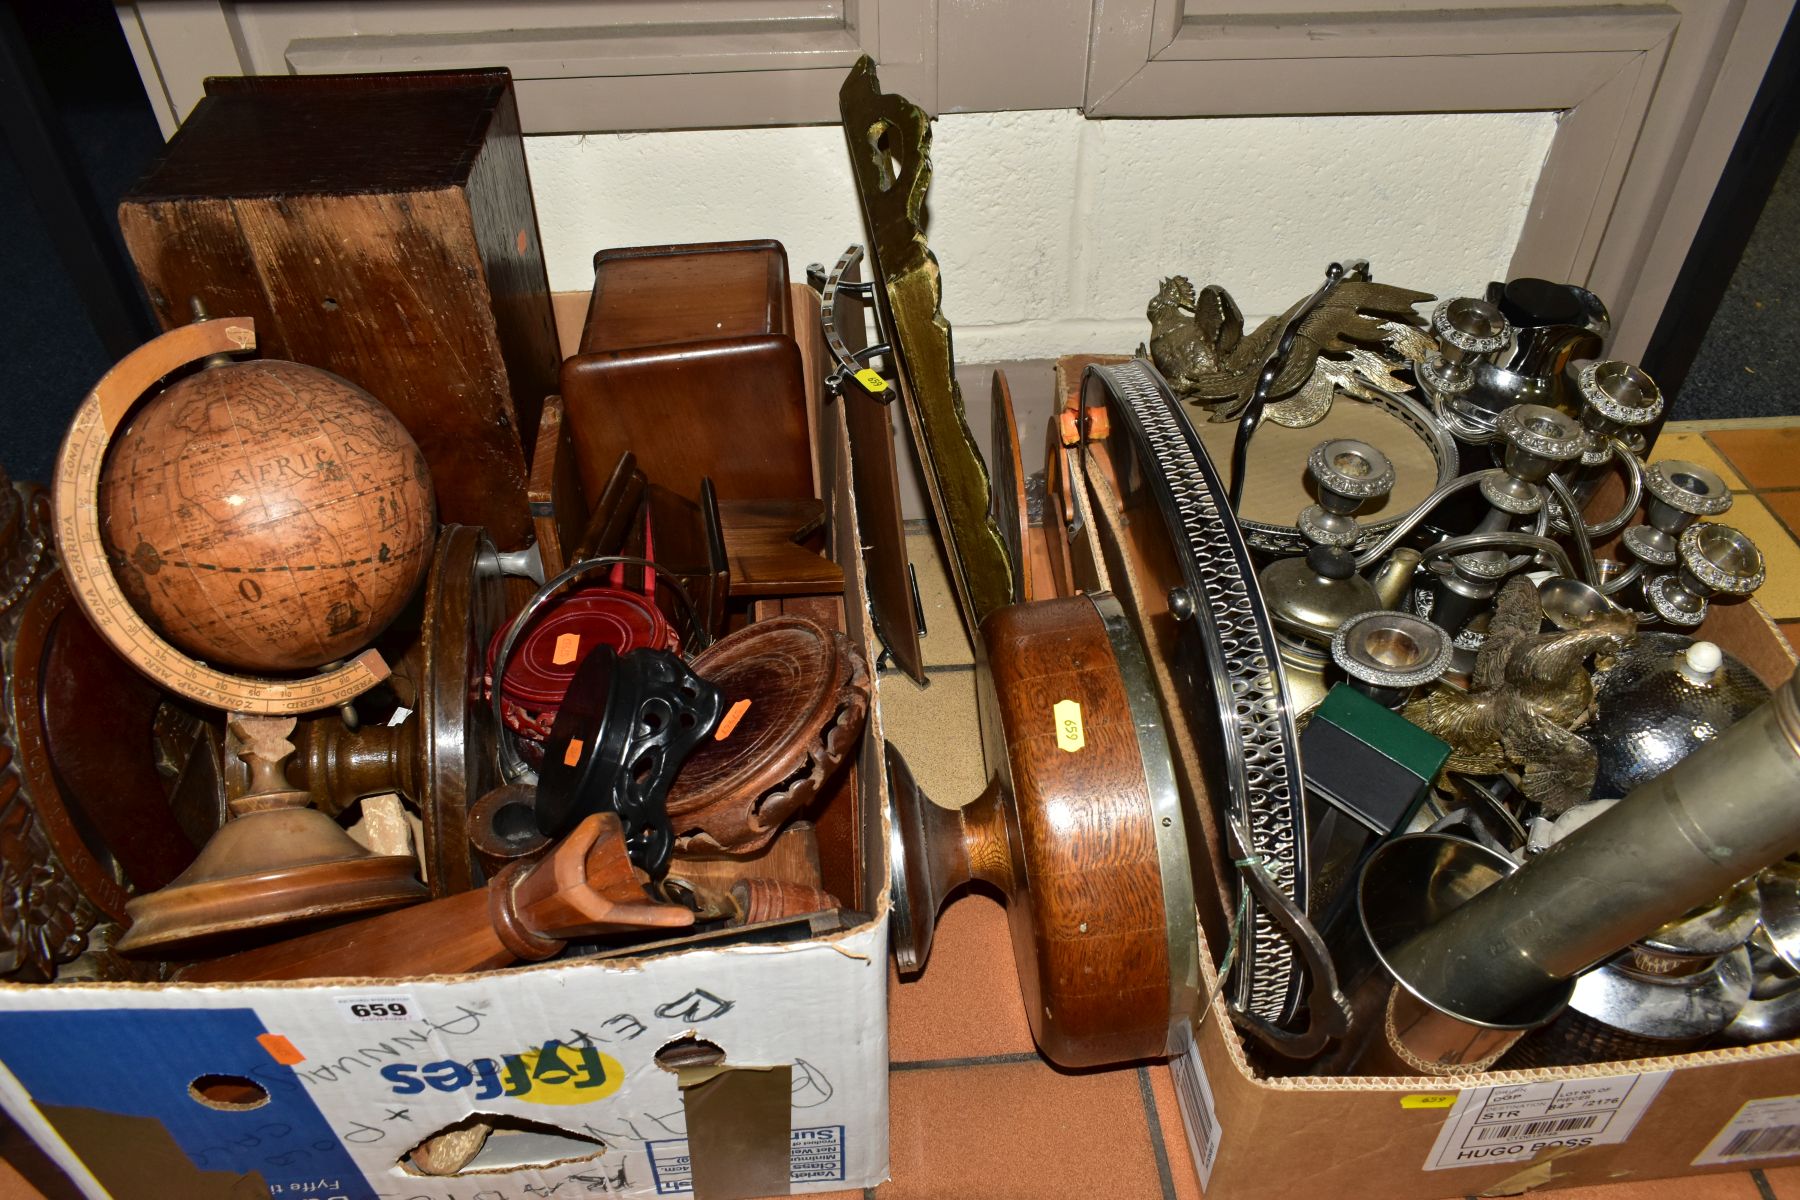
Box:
1584, 632, 1771, 799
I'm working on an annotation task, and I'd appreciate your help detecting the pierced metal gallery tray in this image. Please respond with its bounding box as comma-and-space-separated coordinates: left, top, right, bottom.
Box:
1079, 359, 1322, 1039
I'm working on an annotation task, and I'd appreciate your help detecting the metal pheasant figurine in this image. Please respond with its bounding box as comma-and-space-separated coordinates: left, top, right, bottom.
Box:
1142, 274, 1435, 427
1403, 575, 1637, 817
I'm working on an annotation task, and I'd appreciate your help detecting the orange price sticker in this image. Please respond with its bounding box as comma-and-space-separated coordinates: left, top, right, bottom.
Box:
552, 633, 582, 666
257, 1033, 304, 1065
715, 698, 752, 741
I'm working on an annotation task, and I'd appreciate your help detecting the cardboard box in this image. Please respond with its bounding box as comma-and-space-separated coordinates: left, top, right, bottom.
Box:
1047, 353, 1800, 1196
0, 287, 890, 1200
1166, 527, 1800, 1198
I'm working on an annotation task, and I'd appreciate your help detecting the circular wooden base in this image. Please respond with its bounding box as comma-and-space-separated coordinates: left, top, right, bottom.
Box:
419, 525, 507, 895
115, 807, 426, 956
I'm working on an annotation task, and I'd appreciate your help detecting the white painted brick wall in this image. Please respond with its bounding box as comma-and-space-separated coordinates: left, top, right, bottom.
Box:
526, 109, 1557, 362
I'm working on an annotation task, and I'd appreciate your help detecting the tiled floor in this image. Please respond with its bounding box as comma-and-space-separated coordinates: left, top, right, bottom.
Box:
3, 418, 1799, 1199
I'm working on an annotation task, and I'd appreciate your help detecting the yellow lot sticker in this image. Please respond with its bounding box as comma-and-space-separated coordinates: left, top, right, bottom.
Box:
1054, 699, 1084, 753
1402, 1094, 1458, 1110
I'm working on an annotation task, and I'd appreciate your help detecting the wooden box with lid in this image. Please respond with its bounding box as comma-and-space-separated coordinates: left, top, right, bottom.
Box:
560, 240, 814, 506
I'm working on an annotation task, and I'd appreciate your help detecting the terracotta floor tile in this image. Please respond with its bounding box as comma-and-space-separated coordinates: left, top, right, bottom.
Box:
888, 893, 1034, 1063
0, 1160, 52, 1200
1707, 426, 1800, 490
1763, 1163, 1800, 1197
1763, 488, 1800, 540
1648, 432, 1748, 492
0, 1115, 75, 1200
881, 1060, 1162, 1200
1709, 494, 1800, 620
1538, 1171, 1763, 1200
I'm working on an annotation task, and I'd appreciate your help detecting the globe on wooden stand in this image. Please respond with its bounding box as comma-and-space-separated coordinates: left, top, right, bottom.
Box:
54, 311, 436, 956
99, 352, 434, 674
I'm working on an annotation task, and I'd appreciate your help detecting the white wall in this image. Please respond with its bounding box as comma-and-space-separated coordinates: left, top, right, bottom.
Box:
526, 109, 1558, 362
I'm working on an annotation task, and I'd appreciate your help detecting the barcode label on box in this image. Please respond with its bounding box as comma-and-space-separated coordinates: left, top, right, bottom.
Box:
1171, 1026, 1222, 1191
1471, 1114, 1607, 1142
1694, 1094, 1800, 1165
1424, 1072, 1669, 1171
645, 1125, 845, 1194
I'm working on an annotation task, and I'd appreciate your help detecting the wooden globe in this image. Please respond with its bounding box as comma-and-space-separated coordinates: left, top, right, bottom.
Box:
98, 358, 435, 673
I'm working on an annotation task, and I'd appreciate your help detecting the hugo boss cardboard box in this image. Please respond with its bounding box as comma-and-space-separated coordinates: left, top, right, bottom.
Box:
1168, 596, 1800, 1199
0, 287, 891, 1200
1044, 353, 1800, 1197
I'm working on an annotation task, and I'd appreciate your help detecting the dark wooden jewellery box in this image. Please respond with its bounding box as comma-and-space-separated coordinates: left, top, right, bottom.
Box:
560, 240, 816, 506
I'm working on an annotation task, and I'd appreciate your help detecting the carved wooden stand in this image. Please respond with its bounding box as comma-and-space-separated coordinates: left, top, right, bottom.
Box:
665, 616, 869, 857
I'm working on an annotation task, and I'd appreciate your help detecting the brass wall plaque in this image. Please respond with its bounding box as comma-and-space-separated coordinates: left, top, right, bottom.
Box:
839, 56, 1014, 635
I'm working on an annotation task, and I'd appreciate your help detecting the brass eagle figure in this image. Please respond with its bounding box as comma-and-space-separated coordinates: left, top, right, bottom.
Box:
1141, 275, 1435, 427
1404, 575, 1636, 817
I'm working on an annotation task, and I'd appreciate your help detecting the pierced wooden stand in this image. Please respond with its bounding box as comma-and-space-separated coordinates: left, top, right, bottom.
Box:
179, 813, 692, 982
665, 616, 869, 857
115, 716, 426, 956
